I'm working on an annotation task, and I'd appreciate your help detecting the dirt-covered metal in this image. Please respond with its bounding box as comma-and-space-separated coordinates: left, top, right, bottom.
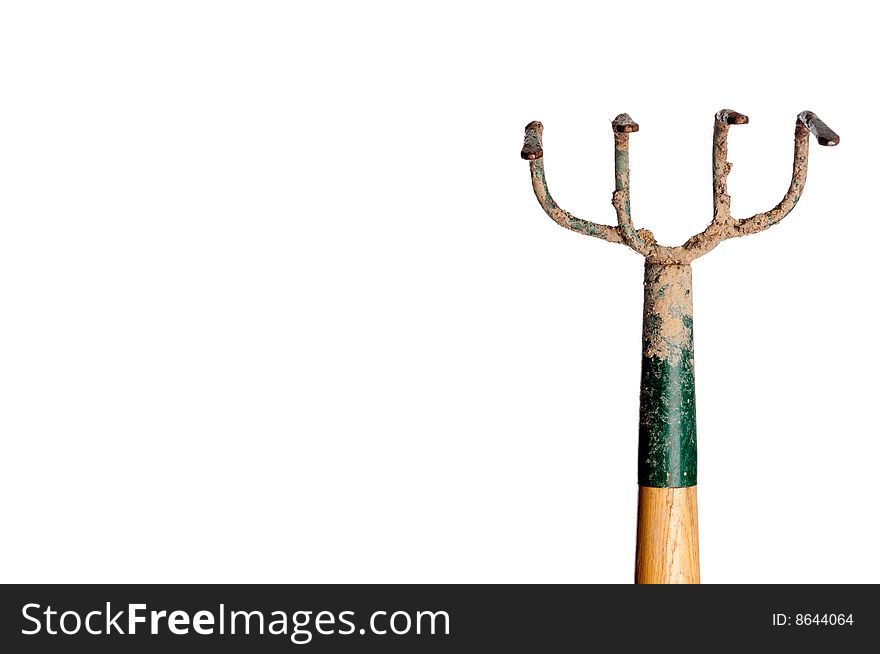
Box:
520, 110, 838, 488
521, 110, 839, 265
639, 263, 696, 487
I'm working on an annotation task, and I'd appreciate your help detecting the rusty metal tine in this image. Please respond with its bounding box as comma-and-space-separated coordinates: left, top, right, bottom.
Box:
715, 109, 749, 125
798, 111, 840, 146
612, 113, 639, 133
521, 121, 544, 160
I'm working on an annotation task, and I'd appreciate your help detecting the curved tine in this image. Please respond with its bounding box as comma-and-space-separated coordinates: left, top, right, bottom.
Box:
799, 111, 840, 146
730, 111, 838, 237
731, 116, 811, 237
712, 109, 749, 223
611, 114, 653, 256
522, 122, 623, 243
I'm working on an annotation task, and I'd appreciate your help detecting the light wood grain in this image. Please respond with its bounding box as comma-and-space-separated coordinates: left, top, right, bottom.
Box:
635, 486, 700, 584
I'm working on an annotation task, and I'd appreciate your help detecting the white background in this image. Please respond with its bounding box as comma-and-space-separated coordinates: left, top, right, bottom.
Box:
1, 1, 876, 583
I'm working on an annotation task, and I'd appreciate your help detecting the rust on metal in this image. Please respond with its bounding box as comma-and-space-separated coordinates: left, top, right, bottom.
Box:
709, 109, 748, 227
518, 110, 839, 582
521, 120, 544, 160
612, 113, 639, 133
798, 111, 840, 146
612, 113, 652, 256
715, 109, 749, 125
522, 110, 839, 264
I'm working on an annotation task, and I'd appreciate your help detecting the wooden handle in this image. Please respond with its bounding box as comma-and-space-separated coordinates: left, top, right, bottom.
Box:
635, 486, 700, 584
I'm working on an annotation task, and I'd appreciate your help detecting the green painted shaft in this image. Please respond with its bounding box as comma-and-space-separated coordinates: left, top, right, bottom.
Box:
638, 262, 697, 487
